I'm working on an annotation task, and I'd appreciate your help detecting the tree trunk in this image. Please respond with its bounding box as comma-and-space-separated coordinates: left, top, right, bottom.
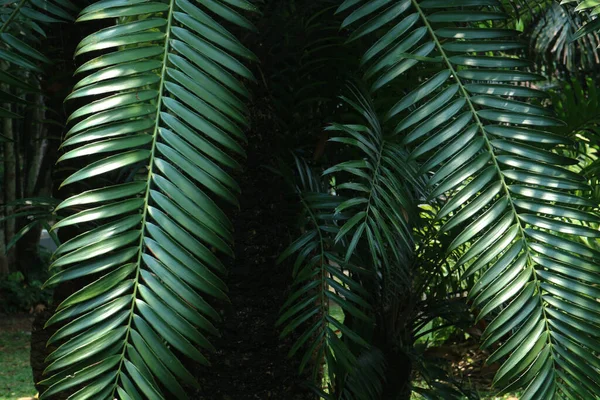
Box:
3, 104, 16, 272
25, 92, 47, 197
381, 348, 413, 400
0, 150, 7, 277
373, 294, 415, 400
16, 91, 48, 278
28, 16, 85, 394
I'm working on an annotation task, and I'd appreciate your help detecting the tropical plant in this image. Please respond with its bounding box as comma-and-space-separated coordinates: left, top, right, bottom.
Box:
0, 0, 77, 120
277, 0, 600, 398
34, 0, 258, 398
0, 270, 52, 313
3, 0, 600, 399
0, 0, 80, 278
569, 0, 600, 38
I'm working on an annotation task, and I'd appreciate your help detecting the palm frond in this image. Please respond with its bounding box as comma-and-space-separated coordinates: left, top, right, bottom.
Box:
528, 2, 600, 75
39, 0, 257, 398
324, 88, 421, 291
277, 155, 373, 394
337, 0, 600, 398
566, 0, 600, 46
0, 196, 61, 251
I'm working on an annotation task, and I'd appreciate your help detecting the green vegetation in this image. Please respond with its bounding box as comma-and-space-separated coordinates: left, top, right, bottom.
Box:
3, 0, 600, 399
0, 272, 52, 314
0, 327, 35, 400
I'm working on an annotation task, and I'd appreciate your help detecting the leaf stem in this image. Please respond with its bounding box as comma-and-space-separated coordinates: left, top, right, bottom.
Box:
110, 0, 175, 396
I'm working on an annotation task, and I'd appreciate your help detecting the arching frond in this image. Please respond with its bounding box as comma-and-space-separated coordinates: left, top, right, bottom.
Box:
324, 88, 421, 289
277, 155, 373, 395
337, 0, 600, 398
40, 0, 257, 398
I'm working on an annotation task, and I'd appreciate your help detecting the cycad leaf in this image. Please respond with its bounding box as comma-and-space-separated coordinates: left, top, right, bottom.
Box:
277, 156, 371, 387
337, 0, 600, 398
41, 0, 257, 398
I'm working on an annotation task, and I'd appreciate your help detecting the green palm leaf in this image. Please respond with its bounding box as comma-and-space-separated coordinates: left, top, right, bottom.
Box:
324, 89, 421, 273
40, 0, 257, 398
338, 0, 600, 398
276, 156, 372, 390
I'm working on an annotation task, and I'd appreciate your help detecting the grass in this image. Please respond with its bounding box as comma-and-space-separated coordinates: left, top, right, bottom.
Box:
0, 325, 36, 399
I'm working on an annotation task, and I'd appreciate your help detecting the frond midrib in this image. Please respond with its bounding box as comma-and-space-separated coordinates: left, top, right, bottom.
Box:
110, 0, 176, 395
297, 187, 330, 381
410, 0, 555, 377
360, 134, 385, 248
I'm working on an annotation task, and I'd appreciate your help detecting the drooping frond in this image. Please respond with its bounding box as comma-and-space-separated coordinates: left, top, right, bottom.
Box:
278, 88, 422, 398
40, 0, 257, 398
324, 88, 421, 287
277, 155, 373, 395
0, 0, 78, 120
337, 0, 600, 398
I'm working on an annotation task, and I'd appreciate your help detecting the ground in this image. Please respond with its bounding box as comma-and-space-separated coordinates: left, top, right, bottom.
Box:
0, 314, 36, 400
427, 339, 520, 400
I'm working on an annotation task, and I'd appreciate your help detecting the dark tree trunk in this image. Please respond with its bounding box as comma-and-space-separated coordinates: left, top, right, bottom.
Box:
4, 102, 16, 271
15, 88, 49, 279
194, 92, 314, 399
374, 291, 416, 400
381, 348, 413, 400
